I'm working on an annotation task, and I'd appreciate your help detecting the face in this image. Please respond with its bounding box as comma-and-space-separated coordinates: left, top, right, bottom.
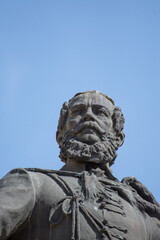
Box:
65, 92, 114, 144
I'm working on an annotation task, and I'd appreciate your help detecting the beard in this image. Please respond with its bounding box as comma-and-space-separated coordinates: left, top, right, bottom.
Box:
59, 131, 119, 167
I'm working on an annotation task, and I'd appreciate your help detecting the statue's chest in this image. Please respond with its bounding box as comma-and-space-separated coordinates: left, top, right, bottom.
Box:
49, 173, 148, 240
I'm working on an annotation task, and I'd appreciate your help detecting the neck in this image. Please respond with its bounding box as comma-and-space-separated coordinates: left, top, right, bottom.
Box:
61, 159, 118, 181
61, 160, 86, 173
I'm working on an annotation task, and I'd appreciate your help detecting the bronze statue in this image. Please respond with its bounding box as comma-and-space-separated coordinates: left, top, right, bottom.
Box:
0, 91, 160, 240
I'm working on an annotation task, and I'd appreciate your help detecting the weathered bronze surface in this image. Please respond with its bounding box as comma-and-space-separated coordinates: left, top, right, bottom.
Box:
0, 91, 160, 240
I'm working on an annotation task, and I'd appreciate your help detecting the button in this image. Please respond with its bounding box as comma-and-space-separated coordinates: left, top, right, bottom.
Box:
101, 202, 106, 208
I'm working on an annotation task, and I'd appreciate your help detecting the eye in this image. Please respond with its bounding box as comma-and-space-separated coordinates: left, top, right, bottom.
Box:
95, 108, 109, 117
71, 107, 84, 116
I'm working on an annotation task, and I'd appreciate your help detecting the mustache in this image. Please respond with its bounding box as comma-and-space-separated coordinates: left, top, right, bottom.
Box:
73, 121, 105, 135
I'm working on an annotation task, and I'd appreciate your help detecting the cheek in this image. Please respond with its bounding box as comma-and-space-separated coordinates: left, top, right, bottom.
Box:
66, 117, 80, 130
100, 118, 113, 130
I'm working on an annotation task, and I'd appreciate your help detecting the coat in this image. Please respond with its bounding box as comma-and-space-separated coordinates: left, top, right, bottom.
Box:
0, 168, 160, 240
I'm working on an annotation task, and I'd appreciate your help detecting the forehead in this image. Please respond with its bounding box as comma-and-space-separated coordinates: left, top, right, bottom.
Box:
69, 92, 114, 110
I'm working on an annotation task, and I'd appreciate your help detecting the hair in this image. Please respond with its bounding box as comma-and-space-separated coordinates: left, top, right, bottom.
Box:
56, 91, 125, 152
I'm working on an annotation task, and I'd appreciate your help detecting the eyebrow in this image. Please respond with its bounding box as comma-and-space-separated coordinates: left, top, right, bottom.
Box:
92, 104, 107, 108
70, 103, 87, 111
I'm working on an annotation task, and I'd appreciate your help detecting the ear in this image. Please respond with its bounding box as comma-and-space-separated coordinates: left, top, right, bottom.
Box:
56, 102, 69, 147
116, 132, 125, 147
112, 106, 125, 147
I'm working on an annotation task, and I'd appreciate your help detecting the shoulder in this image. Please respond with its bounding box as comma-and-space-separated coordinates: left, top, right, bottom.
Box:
121, 176, 160, 221
122, 176, 159, 206
0, 168, 36, 208
1, 168, 78, 204
1, 168, 34, 191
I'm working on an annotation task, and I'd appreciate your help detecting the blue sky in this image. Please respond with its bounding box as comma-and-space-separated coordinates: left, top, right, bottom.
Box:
1, 0, 160, 202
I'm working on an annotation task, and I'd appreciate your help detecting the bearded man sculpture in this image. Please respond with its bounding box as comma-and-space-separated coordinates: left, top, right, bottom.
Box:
0, 91, 160, 240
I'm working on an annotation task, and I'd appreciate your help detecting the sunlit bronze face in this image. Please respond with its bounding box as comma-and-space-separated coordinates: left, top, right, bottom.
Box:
65, 92, 114, 144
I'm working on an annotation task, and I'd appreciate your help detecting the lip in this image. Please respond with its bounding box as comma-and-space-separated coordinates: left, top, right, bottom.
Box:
78, 128, 98, 135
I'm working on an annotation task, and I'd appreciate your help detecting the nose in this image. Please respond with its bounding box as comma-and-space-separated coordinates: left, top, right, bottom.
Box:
82, 107, 95, 121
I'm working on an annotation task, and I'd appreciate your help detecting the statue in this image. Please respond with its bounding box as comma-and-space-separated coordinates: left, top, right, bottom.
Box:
0, 91, 160, 240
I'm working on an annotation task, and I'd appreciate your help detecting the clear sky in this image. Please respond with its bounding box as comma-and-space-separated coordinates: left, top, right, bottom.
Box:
1, 0, 160, 202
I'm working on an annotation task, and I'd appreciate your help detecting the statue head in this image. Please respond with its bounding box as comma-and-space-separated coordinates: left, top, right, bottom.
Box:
56, 91, 125, 167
